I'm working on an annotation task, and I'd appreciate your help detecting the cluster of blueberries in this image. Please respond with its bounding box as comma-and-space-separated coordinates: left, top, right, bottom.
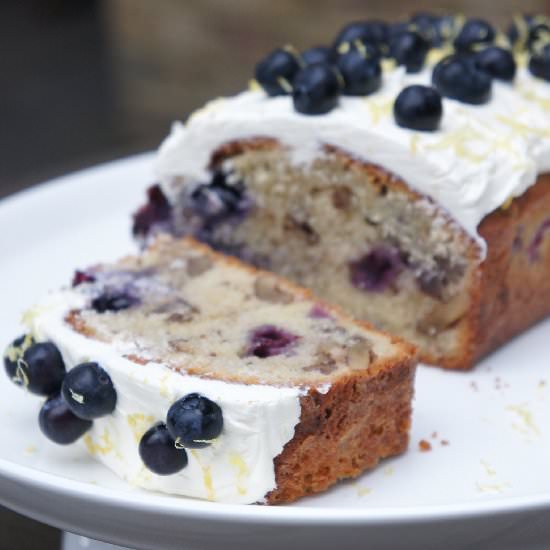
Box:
254, 14, 550, 131
3, 336, 117, 443
3, 335, 223, 477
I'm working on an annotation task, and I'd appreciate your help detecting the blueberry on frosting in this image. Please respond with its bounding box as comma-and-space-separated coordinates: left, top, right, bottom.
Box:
166, 393, 223, 449
394, 85, 443, 131
473, 46, 516, 81
333, 20, 389, 55
453, 18, 495, 52
529, 43, 550, 81
62, 362, 117, 420
408, 13, 451, 47
39, 394, 92, 445
432, 55, 492, 105
389, 30, 431, 73
292, 63, 341, 115
301, 46, 333, 66
508, 15, 550, 51
3, 334, 34, 386
139, 423, 188, 475
4, 338, 66, 396
255, 47, 302, 96
336, 48, 382, 96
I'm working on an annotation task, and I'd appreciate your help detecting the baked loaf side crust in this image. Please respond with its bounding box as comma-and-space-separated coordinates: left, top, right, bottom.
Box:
268, 358, 415, 504
472, 173, 550, 363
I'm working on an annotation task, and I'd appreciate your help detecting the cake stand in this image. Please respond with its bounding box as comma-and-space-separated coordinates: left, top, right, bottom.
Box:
0, 156, 549, 550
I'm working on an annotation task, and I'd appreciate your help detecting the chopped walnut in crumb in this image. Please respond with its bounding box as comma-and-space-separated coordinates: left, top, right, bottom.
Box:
331, 186, 353, 210
253, 276, 294, 304
303, 355, 338, 375
441, 440, 450, 446
186, 255, 213, 277
166, 312, 194, 323
303, 339, 344, 375
419, 439, 432, 452
346, 336, 375, 370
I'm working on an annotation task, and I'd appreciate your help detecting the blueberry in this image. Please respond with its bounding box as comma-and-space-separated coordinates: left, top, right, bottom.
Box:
394, 85, 443, 132
432, 55, 492, 105
336, 49, 382, 96
188, 171, 250, 225
62, 362, 117, 420
409, 13, 447, 46
255, 47, 302, 96
389, 21, 411, 41
4, 339, 66, 396
3, 334, 34, 386
166, 394, 223, 449
132, 184, 172, 239
453, 18, 495, 52
139, 423, 188, 475
39, 394, 92, 445
72, 270, 96, 287
473, 47, 516, 81
292, 63, 341, 115
349, 246, 405, 292
529, 43, 550, 81
246, 325, 300, 358
508, 15, 550, 51
507, 16, 527, 47
91, 290, 139, 313
335, 39, 381, 61
389, 30, 431, 73
407, 14, 459, 47
302, 46, 333, 66
528, 24, 550, 52
333, 20, 389, 53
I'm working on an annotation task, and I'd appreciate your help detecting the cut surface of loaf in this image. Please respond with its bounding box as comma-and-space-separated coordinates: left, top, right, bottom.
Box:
27, 236, 416, 504
136, 63, 550, 370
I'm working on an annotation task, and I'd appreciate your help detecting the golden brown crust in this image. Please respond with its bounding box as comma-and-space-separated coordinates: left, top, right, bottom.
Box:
267, 357, 416, 504
471, 173, 550, 363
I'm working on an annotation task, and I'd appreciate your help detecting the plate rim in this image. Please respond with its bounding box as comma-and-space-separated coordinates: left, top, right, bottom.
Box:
1, 457, 549, 525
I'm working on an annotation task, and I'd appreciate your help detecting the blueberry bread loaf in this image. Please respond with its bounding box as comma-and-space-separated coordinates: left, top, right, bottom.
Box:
5, 236, 416, 504
135, 14, 550, 370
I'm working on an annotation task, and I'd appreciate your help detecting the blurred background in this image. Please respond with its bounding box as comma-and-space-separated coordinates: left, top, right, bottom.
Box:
0, 0, 549, 547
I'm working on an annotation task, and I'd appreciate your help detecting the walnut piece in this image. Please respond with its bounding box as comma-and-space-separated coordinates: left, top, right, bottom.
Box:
346, 336, 375, 370
186, 255, 213, 277
253, 276, 294, 304
416, 293, 468, 336
331, 186, 353, 210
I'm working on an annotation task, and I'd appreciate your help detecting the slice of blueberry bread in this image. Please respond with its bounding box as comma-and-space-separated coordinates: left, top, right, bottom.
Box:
135, 15, 550, 369
5, 236, 416, 504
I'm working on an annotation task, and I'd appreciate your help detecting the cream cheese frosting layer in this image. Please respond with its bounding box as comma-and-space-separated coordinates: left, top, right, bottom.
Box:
155, 66, 550, 254
27, 292, 302, 504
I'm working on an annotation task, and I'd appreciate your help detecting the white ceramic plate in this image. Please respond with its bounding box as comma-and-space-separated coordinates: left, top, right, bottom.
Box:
0, 155, 549, 550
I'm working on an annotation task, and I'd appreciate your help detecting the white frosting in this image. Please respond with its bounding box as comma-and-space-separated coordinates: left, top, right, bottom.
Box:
27, 292, 303, 504
155, 65, 550, 254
